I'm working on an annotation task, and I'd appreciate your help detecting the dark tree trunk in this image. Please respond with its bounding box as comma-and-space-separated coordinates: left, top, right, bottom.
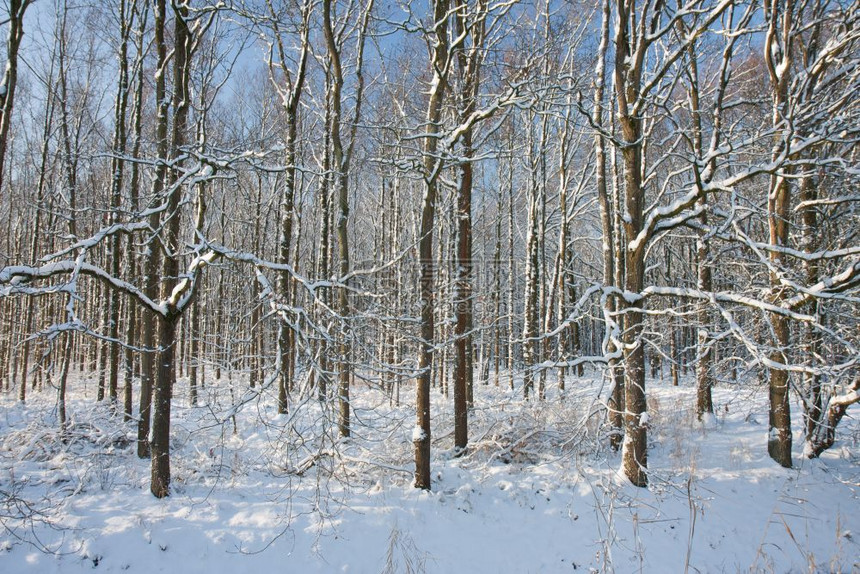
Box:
614, 0, 648, 486
150, 316, 177, 498
0, 0, 29, 192
452, 5, 484, 452
139, 0, 170, 459
148, 0, 192, 497
415, 0, 450, 490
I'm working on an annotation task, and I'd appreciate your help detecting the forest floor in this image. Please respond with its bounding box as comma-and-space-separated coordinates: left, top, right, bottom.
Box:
1, 370, 859, 573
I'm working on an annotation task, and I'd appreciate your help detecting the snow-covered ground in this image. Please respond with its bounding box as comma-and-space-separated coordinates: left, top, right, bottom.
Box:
1, 371, 858, 573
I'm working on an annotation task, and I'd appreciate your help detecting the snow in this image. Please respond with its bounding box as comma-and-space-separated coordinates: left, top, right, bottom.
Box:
1, 372, 859, 573
412, 425, 426, 442
698, 411, 717, 430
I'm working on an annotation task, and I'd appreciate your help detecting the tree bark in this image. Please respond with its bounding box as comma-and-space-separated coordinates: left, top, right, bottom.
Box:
139, 0, 170, 459
266, 0, 311, 415
764, 0, 794, 469
593, 0, 624, 450
323, 0, 351, 437
150, 315, 177, 498
108, 0, 133, 409
807, 377, 860, 458
415, 0, 450, 490
149, 0, 195, 497
614, 0, 648, 487
452, 1, 485, 452
0, 0, 29, 193
323, 0, 372, 437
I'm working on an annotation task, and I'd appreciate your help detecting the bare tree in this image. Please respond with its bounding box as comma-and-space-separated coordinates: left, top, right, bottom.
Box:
590, 0, 625, 450
322, 0, 374, 438
262, 0, 312, 415
0, 0, 30, 193
611, 0, 732, 486
106, 0, 137, 409
762, 0, 795, 469
414, 0, 452, 490
452, 0, 488, 453
681, 3, 752, 421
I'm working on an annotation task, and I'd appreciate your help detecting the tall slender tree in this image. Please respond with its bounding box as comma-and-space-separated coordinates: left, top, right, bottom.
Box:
762, 0, 794, 468
322, 0, 374, 438
452, 0, 487, 453
415, 0, 452, 490
263, 0, 312, 415
0, 0, 30, 193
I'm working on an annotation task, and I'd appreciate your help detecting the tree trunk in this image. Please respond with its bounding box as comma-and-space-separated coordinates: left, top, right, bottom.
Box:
57, 329, 73, 438
266, 0, 311, 411
0, 0, 29, 192
493, 175, 503, 388
124, 2, 146, 421
764, 0, 794, 469
415, 0, 450, 490
107, 0, 132, 410
807, 377, 860, 458
593, 0, 624, 451
800, 175, 821, 443
506, 136, 517, 392
189, 288, 200, 405
452, 4, 485, 452
687, 44, 714, 420
148, 0, 193, 496
139, 0, 170, 459
150, 316, 177, 498
614, 0, 648, 486
323, 0, 371, 437
323, 0, 351, 438
522, 110, 544, 402
695, 230, 714, 418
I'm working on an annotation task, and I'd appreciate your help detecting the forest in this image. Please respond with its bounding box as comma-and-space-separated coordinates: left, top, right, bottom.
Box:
0, 0, 858, 571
